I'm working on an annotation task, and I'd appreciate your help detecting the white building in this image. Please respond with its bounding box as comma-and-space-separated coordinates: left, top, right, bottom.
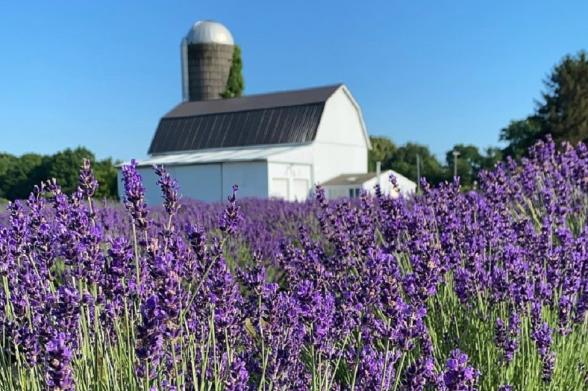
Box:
322, 170, 416, 199
118, 21, 414, 203
121, 83, 371, 203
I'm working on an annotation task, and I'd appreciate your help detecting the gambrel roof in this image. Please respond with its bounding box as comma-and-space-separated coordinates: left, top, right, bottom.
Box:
148, 84, 343, 155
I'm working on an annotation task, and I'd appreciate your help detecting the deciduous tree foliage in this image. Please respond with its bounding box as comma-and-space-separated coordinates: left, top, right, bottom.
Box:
367, 136, 396, 171
389, 142, 447, 184
0, 147, 118, 201
500, 117, 543, 159
0, 153, 44, 200
537, 51, 588, 145
368, 136, 501, 187
501, 51, 588, 157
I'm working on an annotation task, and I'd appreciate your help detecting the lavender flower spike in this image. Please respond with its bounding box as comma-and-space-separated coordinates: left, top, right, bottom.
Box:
121, 159, 149, 229
219, 184, 241, 234
154, 165, 181, 219
78, 158, 98, 199
45, 332, 75, 391
440, 349, 480, 390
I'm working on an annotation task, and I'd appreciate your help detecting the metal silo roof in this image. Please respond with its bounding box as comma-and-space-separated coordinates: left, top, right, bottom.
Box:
185, 20, 234, 45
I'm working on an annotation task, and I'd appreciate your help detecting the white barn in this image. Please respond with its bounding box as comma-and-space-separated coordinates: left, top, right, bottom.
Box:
120, 84, 371, 203
118, 20, 415, 203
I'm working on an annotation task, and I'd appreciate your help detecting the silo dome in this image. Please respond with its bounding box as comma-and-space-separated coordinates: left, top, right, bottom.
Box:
185, 20, 234, 46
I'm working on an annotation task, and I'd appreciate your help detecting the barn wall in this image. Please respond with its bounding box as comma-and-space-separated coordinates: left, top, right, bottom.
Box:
267, 162, 313, 201
312, 88, 368, 184
118, 161, 270, 204
325, 185, 356, 199
169, 164, 223, 202
315, 88, 368, 146
221, 161, 268, 199
118, 164, 225, 205
312, 143, 367, 185
267, 144, 314, 165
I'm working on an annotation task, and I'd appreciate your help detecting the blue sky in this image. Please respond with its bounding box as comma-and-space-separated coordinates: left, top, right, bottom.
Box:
1, 1, 587, 162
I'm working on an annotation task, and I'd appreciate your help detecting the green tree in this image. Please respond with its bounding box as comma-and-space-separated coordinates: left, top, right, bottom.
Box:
0, 153, 17, 199
537, 51, 588, 145
0, 147, 119, 201
221, 45, 244, 98
445, 145, 503, 188
43, 147, 96, 195
368, 136, 396, 171
94, 158, 119, 200
387, 143, 447, 185
0, 153, 44, 200
500, 117, 542, 159
481, 147, 503, 170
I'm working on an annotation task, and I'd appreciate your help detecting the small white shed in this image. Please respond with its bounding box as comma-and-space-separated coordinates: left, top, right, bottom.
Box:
322, 170, 416, 199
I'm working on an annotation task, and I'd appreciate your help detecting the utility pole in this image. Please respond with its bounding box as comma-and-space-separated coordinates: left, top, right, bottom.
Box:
452, 150, 461, 178
376, 161, 382, 187
416, 153, 421, 192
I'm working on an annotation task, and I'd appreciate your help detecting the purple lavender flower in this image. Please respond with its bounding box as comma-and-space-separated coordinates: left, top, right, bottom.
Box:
542, 352, 556, 382
403, 355, 437, 390
121, 159, 149, 230
495, 313, 521, 363
79, 158, 98, 199
223, 356, 249, 391
439, 349, 480, 390
45, 332, 75, 391
219, 185, 241, 234
135, 295, 166, 379
532, 322, 553, 357
531, 321, 556, 383
154, 165, 181, 219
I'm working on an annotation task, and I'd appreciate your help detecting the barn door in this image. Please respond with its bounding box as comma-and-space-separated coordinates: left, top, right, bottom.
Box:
270, 178, 289, 200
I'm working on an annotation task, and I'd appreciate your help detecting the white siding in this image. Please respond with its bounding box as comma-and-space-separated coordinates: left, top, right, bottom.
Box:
323, 170, 417, 200
364, 170, 416, 198
169, 164, 222, 203
311, 143, 367, 185
221, 161, 268, 199
326, 186, 355, 199
315, 88, 368, 146
312, 87, 368, 184
292, 179, 310, 201
267, 162, 312, 201
124, 164, 223, 205
119, 162, 268, 204
270, 178, 289, 199
119, 85, 371, 203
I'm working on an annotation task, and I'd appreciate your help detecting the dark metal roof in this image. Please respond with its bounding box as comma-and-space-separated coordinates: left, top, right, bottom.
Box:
321, 172, 377, 186
148, 84, 342, 154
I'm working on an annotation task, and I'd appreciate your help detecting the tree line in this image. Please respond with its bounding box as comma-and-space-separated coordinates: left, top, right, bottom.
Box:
370, 50, 588, 188
2, 50, 586, 200
0, 147, 118, 201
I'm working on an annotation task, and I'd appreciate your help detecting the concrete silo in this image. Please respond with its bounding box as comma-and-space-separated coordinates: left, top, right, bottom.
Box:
181, 20, 235, 101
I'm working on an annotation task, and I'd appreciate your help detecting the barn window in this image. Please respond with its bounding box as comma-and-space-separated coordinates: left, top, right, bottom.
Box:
348, 188, 361, 198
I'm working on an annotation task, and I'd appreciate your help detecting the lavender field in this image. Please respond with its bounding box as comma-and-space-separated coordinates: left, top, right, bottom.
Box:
1, 138, 588, 390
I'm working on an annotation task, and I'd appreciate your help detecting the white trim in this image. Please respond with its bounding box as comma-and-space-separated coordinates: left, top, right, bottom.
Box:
148, 141, 313, 158
120, 144, 311, 167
